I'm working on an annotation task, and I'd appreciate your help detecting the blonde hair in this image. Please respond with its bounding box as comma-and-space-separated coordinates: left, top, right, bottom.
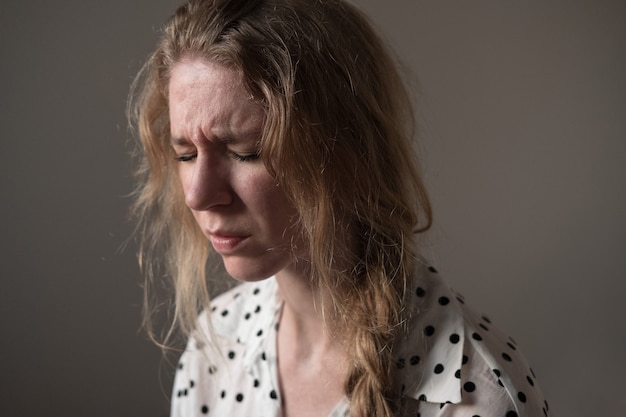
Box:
129, 0, 432, 415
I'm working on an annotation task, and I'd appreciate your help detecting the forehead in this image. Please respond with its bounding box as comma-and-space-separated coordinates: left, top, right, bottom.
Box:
168, 58, 247, 110
170, 57, 240, 92
168, 58, 264, 138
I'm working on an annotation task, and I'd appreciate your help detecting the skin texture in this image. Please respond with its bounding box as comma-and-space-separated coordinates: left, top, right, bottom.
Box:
169, 58, 346, 416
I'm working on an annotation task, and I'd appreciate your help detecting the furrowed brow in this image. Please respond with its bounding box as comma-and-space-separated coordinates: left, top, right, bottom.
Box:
170, 136, 191, 147
169, 129, 261, 146
210, 129, 262, 144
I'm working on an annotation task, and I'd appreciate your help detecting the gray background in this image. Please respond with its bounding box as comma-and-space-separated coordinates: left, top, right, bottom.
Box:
1, 0, 624, 416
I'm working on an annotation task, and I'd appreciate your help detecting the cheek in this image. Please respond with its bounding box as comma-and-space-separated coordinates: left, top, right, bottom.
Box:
246, 183, 287, 218
176, 164, 192, 192
236, 168, 277, 204
239, 172, 298, 230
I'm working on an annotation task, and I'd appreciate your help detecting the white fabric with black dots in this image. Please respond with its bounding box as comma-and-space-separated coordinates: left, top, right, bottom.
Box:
170, 264, 551, 417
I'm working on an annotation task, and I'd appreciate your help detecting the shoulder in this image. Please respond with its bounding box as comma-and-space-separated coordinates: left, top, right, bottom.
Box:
170, 277, 282, 416
398, 263, 550, 417
454, 297, 549, 416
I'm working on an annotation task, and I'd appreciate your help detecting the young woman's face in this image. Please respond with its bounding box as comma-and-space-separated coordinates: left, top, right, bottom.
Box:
168, 58, 303, 281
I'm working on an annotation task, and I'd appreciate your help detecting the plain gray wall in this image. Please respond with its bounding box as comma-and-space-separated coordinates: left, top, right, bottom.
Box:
0, 0, 624, 416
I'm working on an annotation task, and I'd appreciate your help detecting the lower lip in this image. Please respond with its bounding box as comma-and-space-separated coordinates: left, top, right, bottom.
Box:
209, 235, 248, 254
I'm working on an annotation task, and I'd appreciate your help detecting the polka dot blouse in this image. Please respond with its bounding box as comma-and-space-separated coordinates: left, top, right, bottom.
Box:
171, 264, 551, 416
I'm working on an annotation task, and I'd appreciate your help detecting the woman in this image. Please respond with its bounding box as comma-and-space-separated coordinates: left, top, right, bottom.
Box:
129, 0, 550, 416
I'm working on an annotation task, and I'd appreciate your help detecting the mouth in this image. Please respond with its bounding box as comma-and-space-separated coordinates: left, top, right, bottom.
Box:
208, 231, 250, 254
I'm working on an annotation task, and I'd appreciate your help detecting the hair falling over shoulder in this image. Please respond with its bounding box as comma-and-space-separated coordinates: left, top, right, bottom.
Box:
128, 0, 432, 415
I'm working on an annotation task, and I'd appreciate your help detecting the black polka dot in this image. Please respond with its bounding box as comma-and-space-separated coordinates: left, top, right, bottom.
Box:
201, 405, 209, 414
502, 352, 512, 362
507, 342, 517, 350
428, 266, 438, 273
220, 390, 226, 398
228, 351, 236, 359
244, 312, 251, 320
498, 379, 504, 387
473, 415, 481, 417
211, 305, 217, 312
464, 382, 476, 393
493, 369, 501, 377
472, 332, 483, 341
449, 333, 460, 344
527, 375, 534, 386
462, 355, 468, 365
257, 329, 263, 337
253, 288, 260, 295
434, 364, 444, 374
506, 412, 518, 417
518, 392, 527, 403
454, 369, 461, 379
418, 394, 427, 401
479, 323, 489, 331
178, 362, 184, 370
236, 393, 244, 402
482, 315, 491, 323
254, 305, 261, 313
234, 292, 241, 298
410, 355, 420, 365
416, 287, 426, 297
543, 408, 548, 417
261, 352, 267, 361
438, 296, 450, 306
270, 390, 278, 400
424, 325, 435, 336
221, 309, 229, 317
253, 379, 259, 388
189, 380, 195, 388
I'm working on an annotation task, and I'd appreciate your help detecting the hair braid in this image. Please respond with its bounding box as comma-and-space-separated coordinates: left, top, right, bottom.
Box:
344, 284, 401, 416
339, 239, 410, 417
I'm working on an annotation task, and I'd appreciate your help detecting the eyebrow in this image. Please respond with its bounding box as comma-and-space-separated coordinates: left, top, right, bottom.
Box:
170, 129, 262, 147
170, 136, 193, 147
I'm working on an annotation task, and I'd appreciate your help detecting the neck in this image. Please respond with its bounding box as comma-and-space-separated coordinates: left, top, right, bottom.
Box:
274, 262, 348, 417
275, 263, 343, 358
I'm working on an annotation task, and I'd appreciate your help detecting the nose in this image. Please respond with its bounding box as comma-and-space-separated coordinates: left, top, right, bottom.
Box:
183, 154, 232, 211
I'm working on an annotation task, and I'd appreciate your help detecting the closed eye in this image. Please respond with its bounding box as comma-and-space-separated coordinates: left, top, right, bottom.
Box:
229, 151, 260, 162
174, 153, 197, 162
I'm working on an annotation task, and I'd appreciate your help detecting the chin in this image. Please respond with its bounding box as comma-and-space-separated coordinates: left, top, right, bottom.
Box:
221, 258, 284, 283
